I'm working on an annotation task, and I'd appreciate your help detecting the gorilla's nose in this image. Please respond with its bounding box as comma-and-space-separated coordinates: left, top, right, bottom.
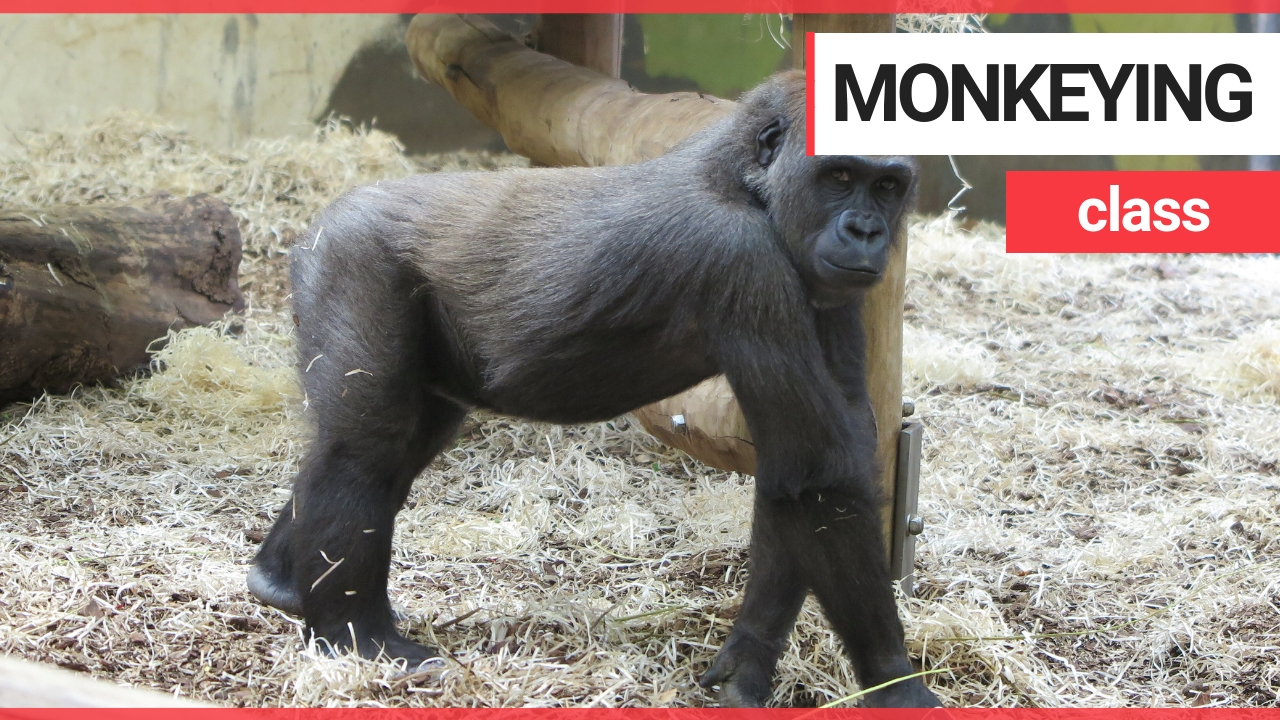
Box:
838, 209, 886, 245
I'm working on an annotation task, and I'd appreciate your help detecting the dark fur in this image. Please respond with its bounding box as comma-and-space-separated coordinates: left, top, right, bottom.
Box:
249, 71, 938, 707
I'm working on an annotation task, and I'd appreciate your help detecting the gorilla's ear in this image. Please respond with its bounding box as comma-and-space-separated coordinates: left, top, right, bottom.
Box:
756, 116, 789, 167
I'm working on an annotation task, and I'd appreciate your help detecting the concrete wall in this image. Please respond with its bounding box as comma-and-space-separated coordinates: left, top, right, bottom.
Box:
0, 14, 400, 150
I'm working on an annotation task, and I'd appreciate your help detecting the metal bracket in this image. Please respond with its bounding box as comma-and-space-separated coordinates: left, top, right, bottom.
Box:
890, 416, 924, 597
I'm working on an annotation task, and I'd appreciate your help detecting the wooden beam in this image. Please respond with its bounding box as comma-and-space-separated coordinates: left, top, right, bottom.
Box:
407, 14, 732, 168
0, 654, 206, 707
535, 14, 623, 79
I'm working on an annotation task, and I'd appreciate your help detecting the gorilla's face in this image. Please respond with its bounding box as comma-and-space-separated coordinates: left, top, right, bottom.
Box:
755, 115, 916, 308
797, 155, 914, 300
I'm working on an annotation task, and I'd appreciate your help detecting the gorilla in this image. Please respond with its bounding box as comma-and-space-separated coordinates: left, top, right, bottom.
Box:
248, 70, 937, 707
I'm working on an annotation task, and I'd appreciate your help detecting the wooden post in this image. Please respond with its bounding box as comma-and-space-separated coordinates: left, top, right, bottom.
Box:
791, 14, 895, 67
535, 14, 623, 78
793, 14, 904, 564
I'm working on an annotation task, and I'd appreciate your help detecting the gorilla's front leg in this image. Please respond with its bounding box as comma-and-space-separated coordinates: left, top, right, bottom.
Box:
710, 315, 936, 705
700, 493, 807, 706
775, 487, 940, 707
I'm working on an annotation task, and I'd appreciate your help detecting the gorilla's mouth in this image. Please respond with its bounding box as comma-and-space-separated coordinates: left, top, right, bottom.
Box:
820, 258, 881, 278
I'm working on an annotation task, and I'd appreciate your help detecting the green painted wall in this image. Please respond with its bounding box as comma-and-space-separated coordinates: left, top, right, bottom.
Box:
637, 14, 789, 99
1069, 14, 1237, 33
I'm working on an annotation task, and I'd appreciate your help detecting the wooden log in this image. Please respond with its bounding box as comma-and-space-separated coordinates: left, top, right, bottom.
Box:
633, 376, 756, 476
534, 14, 623, 78
0, 654, 206, 707
0, 193, 244, 406
408, 15, 905, 557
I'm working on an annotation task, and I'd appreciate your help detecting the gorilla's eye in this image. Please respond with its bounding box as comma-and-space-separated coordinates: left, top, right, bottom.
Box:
875, 177, 899, 191
830, 169, 851, 183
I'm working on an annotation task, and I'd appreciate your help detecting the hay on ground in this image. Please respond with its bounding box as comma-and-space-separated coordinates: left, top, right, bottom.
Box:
0, 114, 1277, 707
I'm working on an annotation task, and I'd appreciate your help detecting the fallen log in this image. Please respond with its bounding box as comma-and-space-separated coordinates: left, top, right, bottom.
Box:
407, 16, 905, 525
0, 193, 244, 406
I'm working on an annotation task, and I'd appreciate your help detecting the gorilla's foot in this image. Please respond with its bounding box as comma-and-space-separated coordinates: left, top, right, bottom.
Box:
699, 638, 777, 707
247, 562, 303, 616
312, 620, 440, 670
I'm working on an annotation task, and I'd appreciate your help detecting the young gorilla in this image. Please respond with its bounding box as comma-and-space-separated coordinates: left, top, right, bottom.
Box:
249, 71, 938, 707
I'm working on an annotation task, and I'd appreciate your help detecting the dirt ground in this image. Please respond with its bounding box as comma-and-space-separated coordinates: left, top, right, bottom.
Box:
1, 114, 1277, 707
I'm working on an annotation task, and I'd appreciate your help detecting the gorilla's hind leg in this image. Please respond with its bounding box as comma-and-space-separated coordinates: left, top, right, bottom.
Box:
249, 203, 473, 665
253, 394, 466, 666
248, 505, 304, 615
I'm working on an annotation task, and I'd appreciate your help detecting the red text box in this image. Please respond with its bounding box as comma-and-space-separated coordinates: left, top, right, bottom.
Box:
1006, 171, 1280, 253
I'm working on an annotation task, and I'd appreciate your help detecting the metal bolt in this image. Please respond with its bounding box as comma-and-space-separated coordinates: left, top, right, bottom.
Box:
902, 399, 915, 417
906, 514, 924, 536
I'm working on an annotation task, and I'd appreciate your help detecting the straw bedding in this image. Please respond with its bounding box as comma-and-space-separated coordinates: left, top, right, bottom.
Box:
0, 114, 1276, 707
